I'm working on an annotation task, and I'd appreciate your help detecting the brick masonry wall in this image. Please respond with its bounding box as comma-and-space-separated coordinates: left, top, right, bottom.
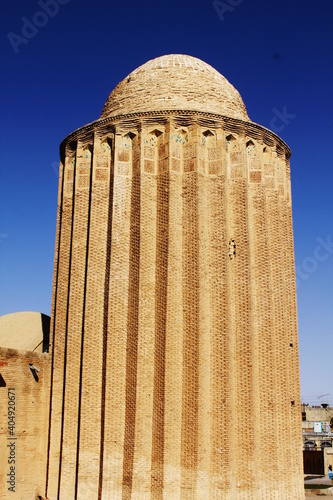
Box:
0, 348, 50, 499
47, 113, 304, 500
100, 55, 248, 122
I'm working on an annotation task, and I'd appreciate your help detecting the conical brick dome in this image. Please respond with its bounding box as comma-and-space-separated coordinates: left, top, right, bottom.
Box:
101, 54, 249, 121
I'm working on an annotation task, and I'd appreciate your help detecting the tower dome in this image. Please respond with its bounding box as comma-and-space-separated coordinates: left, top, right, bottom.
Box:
101, 54, 249, 121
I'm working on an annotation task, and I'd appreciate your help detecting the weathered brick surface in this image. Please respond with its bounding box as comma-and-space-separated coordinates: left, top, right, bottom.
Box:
100, 55, 248, 122
0, 348, 50, 499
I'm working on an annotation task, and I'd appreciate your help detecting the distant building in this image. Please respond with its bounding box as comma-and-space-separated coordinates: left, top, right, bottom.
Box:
302, 404, 333, 474
1, 55, 304, 499
302, 405, 333, 450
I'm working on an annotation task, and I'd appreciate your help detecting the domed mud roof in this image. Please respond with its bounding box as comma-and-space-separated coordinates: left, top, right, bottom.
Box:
0, 311, 50, 353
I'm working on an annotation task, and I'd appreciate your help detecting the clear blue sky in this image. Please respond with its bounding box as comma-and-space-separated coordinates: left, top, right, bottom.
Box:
0, 0, 332, 404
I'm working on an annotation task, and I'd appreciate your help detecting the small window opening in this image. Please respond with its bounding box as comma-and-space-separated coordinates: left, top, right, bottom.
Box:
290, 343, 293, 348
0, 373, 6, 387
226, 134, 236, 142
291, 400, 295, 406
302, 412, 307, 421
203, 129, 214, 137
125, 131, 136, 140
150, 128, 163, 137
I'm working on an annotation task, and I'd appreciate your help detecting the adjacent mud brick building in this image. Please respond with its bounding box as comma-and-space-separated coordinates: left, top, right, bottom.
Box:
1, 54, 305, 499
0, 312, 50, 499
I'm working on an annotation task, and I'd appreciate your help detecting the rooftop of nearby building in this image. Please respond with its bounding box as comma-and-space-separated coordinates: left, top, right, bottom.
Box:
0, 311, 50, 353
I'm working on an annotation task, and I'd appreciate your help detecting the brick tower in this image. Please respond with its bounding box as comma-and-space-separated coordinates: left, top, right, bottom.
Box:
46, 54, 304, 499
